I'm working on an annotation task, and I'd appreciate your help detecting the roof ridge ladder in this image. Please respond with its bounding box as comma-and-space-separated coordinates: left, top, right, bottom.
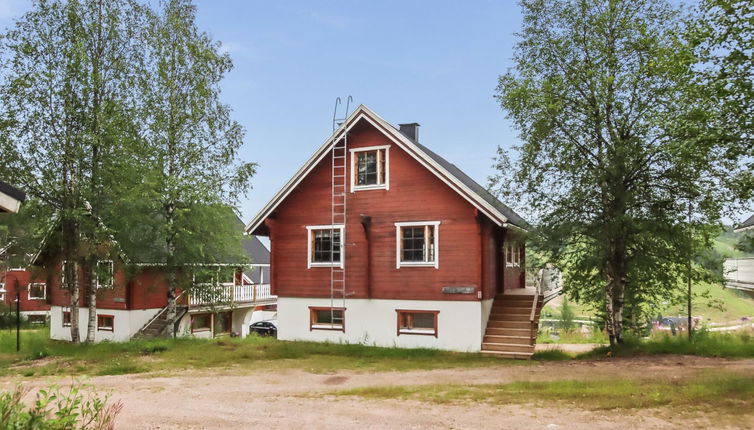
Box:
330, 96, 352, 329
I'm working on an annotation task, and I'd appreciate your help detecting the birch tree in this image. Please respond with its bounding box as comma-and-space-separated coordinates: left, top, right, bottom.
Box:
133, 0, 255, 331
493, 0, 738, 345
0, 0, 143, 342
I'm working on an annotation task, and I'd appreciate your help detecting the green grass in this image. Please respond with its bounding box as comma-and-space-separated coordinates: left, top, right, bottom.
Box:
334, 372, 754, 412
0, 328, 524, 377
578, 331, 754, 359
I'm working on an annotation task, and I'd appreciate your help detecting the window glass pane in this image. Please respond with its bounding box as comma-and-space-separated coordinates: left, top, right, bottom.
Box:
314, 309, 343, 324
357, 151, 378, 185
413, 313, 435, 329
402, 227, 425, 262
192, 314, 211, 330
427, 226, 435, 262
97, 315, 114, 330
313, 229, 340, 263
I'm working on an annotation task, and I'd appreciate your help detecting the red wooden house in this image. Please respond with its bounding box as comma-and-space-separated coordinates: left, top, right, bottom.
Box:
3, 226, 272, 342
246, 105, 544, 357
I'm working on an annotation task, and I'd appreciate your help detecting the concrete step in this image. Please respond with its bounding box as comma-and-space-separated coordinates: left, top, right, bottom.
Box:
483, 335, 533, 345
480, 350, 534, 360
484, 327, 532, 337
481, 342, 535, 354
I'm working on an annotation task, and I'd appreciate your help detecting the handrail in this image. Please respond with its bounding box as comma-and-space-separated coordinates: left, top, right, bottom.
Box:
530, 271, 543, 323
138, 291, 184, 336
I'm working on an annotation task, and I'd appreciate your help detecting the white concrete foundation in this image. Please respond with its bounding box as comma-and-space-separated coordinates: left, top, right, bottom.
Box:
50, 306, 161, 342
277, 297, 484, 352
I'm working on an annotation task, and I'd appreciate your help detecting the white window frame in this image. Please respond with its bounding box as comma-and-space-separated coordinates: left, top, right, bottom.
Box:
28, 282, 46, 300
395, 221, 440, 269
96, 260, 114, 289
0, 282, 5, 302
350, 145, 390, 192
306, 225, 345, 269
505, 241, 520, 267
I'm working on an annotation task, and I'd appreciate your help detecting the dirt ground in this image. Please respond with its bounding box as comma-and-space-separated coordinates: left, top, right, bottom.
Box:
3, 355, 753, 429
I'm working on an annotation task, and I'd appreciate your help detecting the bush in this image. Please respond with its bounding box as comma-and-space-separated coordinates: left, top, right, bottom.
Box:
0, 383, 122, 430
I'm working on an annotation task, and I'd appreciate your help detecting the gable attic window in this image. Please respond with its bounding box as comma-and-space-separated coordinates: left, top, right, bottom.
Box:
395, 221, 440, 269
350, 145, 389, 191
28, 283, 46, 300
96, 260, 114, 289
307, 225, 344, 269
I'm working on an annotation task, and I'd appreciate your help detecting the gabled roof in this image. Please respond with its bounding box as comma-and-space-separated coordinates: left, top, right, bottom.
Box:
735, 214, 754, 233
0, 180, 26, 213
245, 105, 529, 235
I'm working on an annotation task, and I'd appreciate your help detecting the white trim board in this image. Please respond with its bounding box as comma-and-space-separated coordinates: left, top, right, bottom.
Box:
245, 105, 521, 235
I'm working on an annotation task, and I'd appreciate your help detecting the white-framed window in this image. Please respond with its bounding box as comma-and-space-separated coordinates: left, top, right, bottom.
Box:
350, 145, 389, 192
505, 241, 521, 267
395, 221, 440, 269
28, 283, 46, 300
307, 225, 345, 269
96, 260, 114, 289
0, 282, 5, 301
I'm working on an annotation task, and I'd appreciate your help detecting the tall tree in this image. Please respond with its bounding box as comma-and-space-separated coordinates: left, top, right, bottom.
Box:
0, 0, 143, 342
126, 0, 255, 332
493, 0, 738, 345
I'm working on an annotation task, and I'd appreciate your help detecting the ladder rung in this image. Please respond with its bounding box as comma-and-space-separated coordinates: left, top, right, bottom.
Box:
333, 175, 345, 178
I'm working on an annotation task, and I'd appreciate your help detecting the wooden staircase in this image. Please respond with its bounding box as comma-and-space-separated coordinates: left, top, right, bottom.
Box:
137, 305, 188, 339
481, 291, 543, 359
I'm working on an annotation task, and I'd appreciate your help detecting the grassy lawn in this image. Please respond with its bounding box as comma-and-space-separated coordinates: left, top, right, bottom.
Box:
334, 371, 754, 413
0, 328, 520, 378
3, 327, 752, 379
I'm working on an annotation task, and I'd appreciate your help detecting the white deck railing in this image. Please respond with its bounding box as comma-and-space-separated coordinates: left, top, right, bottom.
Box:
188, 283, 275, 307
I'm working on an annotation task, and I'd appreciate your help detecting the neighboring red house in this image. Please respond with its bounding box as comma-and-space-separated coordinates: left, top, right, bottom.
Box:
0, 264, 51, 324
246, 105, 543, 357
4, 227, 273, 342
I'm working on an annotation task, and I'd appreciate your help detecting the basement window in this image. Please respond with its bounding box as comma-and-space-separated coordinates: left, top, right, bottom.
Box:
28, 283, 46, 300
309, 307, 345, 331
62, 311, 71, 327
307, 225, 344, 268
396, 310, 439, 337
395, 221, 440, 268
97, 314, 114, 331
191, 313, 212, 332
350, 146, 389, 191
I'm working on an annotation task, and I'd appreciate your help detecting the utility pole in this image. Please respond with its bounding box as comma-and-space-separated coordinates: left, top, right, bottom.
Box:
16, 290, 20, 352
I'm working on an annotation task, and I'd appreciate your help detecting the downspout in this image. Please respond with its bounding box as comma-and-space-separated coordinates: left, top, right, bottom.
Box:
360, 215, 371, 298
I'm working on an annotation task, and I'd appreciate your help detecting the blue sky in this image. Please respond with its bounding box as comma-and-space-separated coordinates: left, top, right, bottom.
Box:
0, 0, 524, 221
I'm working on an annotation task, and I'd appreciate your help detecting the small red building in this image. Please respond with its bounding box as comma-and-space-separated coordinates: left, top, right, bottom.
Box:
246, 105, 541, 356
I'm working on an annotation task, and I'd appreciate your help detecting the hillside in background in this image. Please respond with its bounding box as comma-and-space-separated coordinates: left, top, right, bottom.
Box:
542, 226, 754, 325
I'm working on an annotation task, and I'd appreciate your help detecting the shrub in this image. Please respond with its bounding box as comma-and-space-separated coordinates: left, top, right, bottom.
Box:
0, 383, 122, 429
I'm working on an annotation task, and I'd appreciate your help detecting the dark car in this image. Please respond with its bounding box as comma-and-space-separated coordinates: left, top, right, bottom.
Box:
249, 320, 278, 338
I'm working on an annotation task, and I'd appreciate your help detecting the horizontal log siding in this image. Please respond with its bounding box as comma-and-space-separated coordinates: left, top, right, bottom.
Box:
270, 121, 486, 301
